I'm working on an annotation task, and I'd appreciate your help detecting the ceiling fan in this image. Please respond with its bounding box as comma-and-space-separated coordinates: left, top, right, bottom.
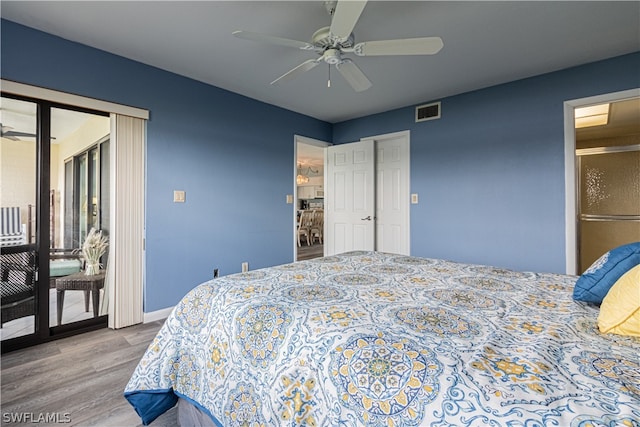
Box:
232, 0, 443, 92
1, 124, 37, 141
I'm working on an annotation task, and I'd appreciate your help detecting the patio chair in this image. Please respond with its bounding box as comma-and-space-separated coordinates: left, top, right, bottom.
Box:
0, 207, 27, 247
1, 244, 37, 326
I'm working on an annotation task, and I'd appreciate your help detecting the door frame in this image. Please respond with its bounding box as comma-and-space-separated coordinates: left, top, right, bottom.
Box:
563, 87, 640, 275
293, 135, 330, 261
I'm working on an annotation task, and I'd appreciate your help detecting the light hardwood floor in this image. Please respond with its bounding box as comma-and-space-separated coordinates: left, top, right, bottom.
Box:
1, 320, 177, 426
297, 242, 323, 261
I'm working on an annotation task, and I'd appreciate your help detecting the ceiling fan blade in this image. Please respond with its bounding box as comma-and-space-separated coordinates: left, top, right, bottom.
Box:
232, 30, 314, 50
330, 0, 367, 42
3, 130, 37, 138
335, 59, 372, 92
352, 37, 444, 56
271, 59, 322, 86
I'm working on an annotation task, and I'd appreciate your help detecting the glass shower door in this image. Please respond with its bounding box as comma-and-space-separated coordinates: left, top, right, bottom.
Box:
578, 148, 640, 272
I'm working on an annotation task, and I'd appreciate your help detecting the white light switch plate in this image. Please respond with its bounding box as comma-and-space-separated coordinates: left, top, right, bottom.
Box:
411, 193, 419, 204
174, 190, 186, 203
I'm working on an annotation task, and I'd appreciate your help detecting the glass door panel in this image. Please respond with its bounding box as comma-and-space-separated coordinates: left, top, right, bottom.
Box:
579, 220, 640, 272
50, 107, 109, 327
580, 151, 640, 216
1, 97, 38, 341
578, 150, 640, 272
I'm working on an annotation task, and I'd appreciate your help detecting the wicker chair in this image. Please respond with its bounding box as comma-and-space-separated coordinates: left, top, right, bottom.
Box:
1, 244, 37, 326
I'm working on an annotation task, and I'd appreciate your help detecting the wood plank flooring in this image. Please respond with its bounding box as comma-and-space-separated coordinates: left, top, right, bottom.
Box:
297, 242, 323, 261
1, 321, 177, 426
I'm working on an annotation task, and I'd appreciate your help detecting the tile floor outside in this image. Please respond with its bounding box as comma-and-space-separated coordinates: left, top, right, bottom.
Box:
1, 288, 103, 340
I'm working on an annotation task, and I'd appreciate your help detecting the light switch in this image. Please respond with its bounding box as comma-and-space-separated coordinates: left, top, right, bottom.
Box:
174, 190, 186, 203
286, 194, 293, 204
411, 193, 419, 204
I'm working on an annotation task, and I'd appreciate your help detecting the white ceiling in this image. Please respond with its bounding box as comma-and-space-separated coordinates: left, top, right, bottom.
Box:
2, 1, 639, 124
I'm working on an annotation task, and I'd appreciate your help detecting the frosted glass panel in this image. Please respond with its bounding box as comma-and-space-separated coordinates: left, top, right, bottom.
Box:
579, 220, 640, 273
579, 151, 640, 216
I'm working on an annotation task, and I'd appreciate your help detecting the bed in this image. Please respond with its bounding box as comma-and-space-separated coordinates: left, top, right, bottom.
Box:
125, 251, 640, 426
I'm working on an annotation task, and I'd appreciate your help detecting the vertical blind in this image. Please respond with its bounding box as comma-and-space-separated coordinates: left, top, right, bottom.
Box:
104, 114, 145, 328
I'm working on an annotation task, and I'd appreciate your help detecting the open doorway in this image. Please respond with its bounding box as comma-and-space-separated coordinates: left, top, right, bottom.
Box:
564, 89, 640, 275
574, 97, 640, 273
295, 136, 328, 261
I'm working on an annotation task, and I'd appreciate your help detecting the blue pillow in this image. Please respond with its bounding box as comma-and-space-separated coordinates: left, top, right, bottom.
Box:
573, 242, 640, 304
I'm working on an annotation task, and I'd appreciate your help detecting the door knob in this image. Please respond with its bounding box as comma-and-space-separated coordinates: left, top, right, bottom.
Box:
361, 215, 372, 221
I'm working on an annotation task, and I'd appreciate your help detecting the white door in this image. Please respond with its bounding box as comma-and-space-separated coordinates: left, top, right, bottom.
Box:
370, 132, 410, 255
325, 140, 375, 255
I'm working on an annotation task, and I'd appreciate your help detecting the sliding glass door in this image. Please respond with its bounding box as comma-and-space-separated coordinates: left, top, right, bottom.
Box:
1, 94, 110, 351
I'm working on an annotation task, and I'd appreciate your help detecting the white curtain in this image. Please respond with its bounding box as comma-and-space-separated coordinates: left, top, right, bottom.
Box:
102, 114, 145, 328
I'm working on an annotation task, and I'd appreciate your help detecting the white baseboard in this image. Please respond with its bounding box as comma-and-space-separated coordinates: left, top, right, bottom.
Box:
143, 306, 174, 323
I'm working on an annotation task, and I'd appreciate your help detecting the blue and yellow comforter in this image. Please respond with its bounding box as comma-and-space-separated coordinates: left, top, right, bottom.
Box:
125, 251, 640, 425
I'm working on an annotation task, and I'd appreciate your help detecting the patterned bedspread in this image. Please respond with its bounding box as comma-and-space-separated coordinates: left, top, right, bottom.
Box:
125, 251, 640, 426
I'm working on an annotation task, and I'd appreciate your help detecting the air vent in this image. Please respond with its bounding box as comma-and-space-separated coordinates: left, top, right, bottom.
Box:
415, 102, 441, 122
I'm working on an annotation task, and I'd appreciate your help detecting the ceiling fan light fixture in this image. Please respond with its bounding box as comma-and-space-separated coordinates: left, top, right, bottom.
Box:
323, 49, 341, 64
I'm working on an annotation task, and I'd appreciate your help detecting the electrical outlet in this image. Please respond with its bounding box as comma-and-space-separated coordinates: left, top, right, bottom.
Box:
213, 268, 219, 278
241, 262, 249, 272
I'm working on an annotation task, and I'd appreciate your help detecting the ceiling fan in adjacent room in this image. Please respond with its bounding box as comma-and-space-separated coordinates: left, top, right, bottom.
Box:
232, 0, 443, 92
0, 124, 37, 141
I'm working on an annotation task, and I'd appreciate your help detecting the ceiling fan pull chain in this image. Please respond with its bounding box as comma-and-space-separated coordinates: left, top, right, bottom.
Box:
328, 65, 331, 88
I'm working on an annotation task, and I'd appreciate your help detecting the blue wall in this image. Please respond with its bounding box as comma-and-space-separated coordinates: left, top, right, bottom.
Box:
334, 52, 640, 273
2, 19, 639, 311
1, 20, 332, 311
